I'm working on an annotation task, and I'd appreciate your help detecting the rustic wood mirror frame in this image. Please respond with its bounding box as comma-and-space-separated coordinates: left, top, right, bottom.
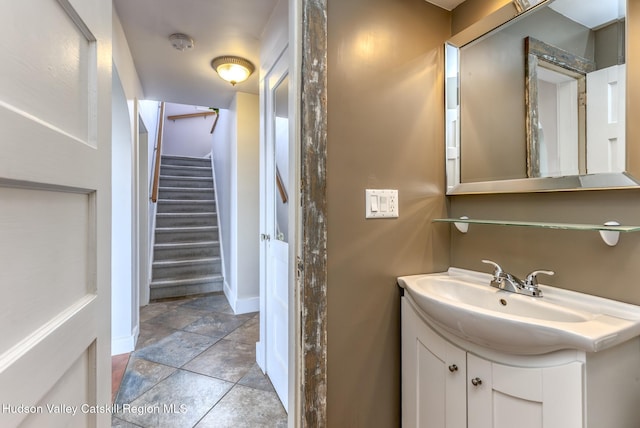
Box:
525, 36, 595, 178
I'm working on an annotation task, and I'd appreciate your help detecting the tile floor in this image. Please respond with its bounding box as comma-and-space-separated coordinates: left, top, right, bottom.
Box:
112, 293, 287, 428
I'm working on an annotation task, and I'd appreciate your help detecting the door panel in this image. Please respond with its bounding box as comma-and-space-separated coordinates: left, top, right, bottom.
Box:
20, 343, 96, 428
467, 355, 583, 428
587, 64, 626, 173
0, 0, 96, 144
467, 354, 492, 428
0, 0, 111, 425
402, 298, 466, 428
492, 391, 542, 428
269, 239, 289, 407
416, 339, 447, 428
0, 187, 93, 354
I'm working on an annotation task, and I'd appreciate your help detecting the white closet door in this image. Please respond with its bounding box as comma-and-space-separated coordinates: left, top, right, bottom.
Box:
0, 0, 112, 426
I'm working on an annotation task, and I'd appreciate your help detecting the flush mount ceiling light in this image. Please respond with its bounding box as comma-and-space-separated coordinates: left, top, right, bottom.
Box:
169, 33, 195, 51
211, 56, 255, 86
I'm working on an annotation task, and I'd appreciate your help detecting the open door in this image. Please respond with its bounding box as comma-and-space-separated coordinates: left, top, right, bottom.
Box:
0, 0, 112, 425
587, 64, 626, 174
258, 48, 290, 411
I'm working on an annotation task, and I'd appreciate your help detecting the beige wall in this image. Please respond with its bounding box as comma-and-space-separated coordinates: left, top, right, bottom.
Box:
452, 0, 511, 34
221, 92, 260, 313
449, 190, 640, 305
449, 1, 640, 307
326, 0, 450, 425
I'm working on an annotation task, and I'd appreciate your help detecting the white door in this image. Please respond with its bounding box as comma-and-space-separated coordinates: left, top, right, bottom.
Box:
0, 0, 112, 426
259, 48, 290, 410
587, 64, 626, 174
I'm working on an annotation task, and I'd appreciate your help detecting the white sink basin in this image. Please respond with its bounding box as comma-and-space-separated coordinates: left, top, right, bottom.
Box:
398, 268, 640, 354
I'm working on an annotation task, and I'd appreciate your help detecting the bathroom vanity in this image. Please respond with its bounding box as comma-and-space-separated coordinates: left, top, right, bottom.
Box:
399, 270, 640, 428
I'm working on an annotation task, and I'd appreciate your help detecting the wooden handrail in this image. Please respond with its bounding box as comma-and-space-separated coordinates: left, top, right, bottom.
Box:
151, 102, 166, 203
167, 110, 219, 134
276, 166, 288, 204
210, 112, 219, 134
167, 111, 217, 121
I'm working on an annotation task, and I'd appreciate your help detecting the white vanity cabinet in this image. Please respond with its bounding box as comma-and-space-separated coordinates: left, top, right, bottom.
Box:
402, 294, 467, 428
402, 294, 640, 428
465, 353, 582, 428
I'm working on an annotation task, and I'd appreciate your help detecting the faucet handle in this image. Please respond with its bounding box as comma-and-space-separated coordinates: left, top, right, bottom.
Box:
524, 270, 554, 287
481, 260, 503, 278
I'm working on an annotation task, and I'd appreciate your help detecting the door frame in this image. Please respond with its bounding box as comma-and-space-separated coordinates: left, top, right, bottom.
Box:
297, 0, 328, 425
133, 100, 149, 328
259, 0, 328, 425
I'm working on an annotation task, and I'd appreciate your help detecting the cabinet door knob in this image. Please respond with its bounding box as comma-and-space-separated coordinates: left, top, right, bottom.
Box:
471, 377, 482, 386
448, 364, 458, 372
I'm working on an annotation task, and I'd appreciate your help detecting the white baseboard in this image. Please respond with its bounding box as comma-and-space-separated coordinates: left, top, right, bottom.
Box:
112, 334, 135, 356
256, 341, 266, 370
223, 280, 259, 315
235, 295, 260, 315
111, 324, 139, 356
223, 279, 233, 307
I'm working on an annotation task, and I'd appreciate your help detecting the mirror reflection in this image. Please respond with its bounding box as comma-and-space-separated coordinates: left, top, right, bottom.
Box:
446, 0, 630, 193
274, 75, 289, 242
525, 35, 594, 178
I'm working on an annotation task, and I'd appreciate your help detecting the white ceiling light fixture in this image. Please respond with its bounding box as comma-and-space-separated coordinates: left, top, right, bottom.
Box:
169, 33, 195, 51
211, 56, 255, 86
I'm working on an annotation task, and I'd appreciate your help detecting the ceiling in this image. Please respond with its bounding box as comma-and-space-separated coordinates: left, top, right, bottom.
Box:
115, 0, 622, 108
113, 0, 278, 109
549, 0, 625, 29
425, 0, 466, 11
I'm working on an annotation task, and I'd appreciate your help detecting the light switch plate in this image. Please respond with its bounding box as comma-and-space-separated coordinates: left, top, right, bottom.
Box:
365, 189, 399, 218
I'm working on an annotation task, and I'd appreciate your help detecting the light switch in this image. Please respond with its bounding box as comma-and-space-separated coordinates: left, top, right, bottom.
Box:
365, 189, 399, 218
380, 196, 388, 211
370, 194, 379, 212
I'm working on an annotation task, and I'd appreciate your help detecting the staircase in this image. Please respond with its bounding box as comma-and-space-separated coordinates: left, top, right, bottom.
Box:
150, 155, 223, 300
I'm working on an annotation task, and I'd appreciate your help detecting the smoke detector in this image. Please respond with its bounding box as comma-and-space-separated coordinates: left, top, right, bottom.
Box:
169, 33, 195, 51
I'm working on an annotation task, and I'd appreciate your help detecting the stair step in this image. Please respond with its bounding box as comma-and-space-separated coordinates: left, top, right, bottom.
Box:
151, 154, 223, 300
161, 155, 212, 167
149, 275, 224, 300
156, 199, 216, 213
156, 212, 217, 228
150, 274, 224, 289
155, 226, 219, 243
152, 257, 222, 279
158, 187, 215, 201
154, 241, 221, 260
159, 175, 214, 189
160, 164, 212, 177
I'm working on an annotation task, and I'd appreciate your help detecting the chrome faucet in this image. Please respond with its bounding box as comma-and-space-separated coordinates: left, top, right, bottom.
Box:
481, 260, 553, 298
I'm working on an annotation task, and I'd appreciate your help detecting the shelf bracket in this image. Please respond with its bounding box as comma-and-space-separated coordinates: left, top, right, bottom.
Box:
454, 216, 469, 233
599, 221, 621, 247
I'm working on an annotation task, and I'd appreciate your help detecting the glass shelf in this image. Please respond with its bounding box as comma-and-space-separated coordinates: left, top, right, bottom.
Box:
433, 218, 640, 233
